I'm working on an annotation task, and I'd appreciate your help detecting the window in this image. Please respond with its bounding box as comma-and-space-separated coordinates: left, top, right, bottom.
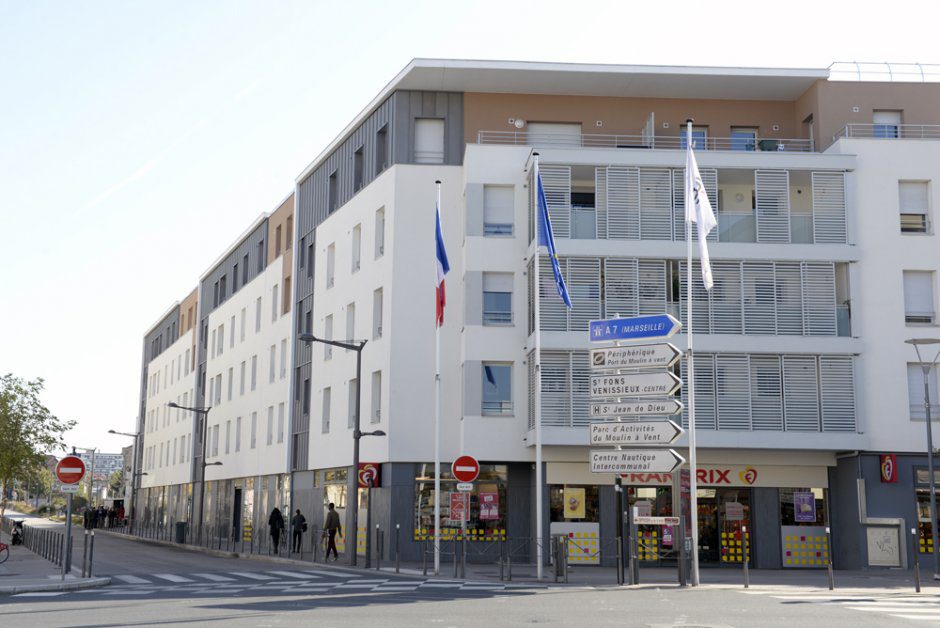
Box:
217, 324, 224, 356
346, 303, 356, 344
873, 110, 901, 138
280, 339, 287, 378
354, 146, 364, 191
286, 216, 293, 249
277, 402, 285, 443
373, 288, 383, 338
327, 244, 335, 288
352, 224, 361, 272
225, 420, 231, 454
210, 329, 216, 359
219, 275, 227, 302
904, 271, 935, 324
272, 284, 279, 321
214, 374, 222, 405
414, 118, 445, 164
375, 207, 385, 257
730, 127, 758, 152
483, 273, 513, 325
307, 243, 314, 277
324, 315, 333, 360
375, 125, 388, 174
526, 122, 581, 146
230, 316, 235, 348
275, 225, 282, 258
348, 378, 358, 428
482, 363, 513, 415
240, 361, 246, 395
269, 345, 276, 383
484, 185, 514, 236
227, 368, 233, 401
283, 276, 291, 315
242, 254, 249, 285
255, 297, 262, 332
250, 412, 257, 449
212, 424, 219, 457
328, 170, 338, 213
900, 181, 930, 233
267, 406, 274, 446
240, 308, 246, 341
371, 370, 382, 423
322, 387, 331, 433
257, 239, 265, 273
233, 263, 239, 292
680, 126, 708, 150
235, 416, 242, 452
303, 378, 311, 415
184, 348, 190, 375
251, 355, 258, 391
908, 363, 939, 420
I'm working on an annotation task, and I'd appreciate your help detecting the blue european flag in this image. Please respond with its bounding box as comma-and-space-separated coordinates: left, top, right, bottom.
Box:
536, 164, 572, 309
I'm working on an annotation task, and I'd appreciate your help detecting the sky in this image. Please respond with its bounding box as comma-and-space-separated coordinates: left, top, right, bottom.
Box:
2, 0, 939, 456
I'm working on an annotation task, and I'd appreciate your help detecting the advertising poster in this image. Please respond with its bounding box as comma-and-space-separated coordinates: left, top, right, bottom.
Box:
793, 492, 817, 523
479, 492, 499, 520
564, 487, 586, 519
448, 492, 469, 523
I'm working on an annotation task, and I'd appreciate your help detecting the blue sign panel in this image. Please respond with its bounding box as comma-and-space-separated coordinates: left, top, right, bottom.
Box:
589, 314, 682, 342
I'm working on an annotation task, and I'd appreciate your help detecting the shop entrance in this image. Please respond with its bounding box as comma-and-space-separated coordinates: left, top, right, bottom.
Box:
697, 488, 751, 565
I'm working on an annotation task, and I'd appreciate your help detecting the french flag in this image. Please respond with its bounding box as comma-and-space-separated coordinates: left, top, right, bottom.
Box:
435, 200, 450, 327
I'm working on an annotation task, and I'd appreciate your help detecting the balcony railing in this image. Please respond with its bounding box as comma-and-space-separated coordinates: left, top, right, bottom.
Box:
477, 131, 815, 152
833, 124, 940, 142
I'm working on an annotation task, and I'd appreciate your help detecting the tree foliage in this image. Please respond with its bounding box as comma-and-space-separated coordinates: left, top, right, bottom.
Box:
0, 374, 75, 518
109, 470, 124, 496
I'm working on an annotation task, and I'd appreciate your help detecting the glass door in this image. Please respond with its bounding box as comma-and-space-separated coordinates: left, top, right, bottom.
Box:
718, 488, 751, 565
697, 489, 719, 563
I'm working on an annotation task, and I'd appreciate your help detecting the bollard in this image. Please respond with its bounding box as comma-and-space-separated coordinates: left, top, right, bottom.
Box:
742, 525, 750, 589
422, 537, 428, 576
376, 527, 383, 571
616, 534, 624, 585
499, 537, 505, 581
460, 535, 466, 579
629, 515, 639, 585
913, 528, 922, 593
562, 536, 569, 584
506, 536, 512, 581
395, 524, 400, 574
88, 531, 95, 578
82, 530, 89, 578
826, 526, 834, 591
453, 539, 458, 578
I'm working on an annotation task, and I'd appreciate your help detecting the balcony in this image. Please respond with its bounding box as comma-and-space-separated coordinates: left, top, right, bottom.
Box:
477, 131, 815, 153
833, 124, 940, 142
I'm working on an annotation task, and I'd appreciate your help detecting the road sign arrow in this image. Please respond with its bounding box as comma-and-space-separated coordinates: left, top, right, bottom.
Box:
589, 420, 684, 445
591, 343, 682, 370
590, 399, 684, 417
590, 371, 682, 398
590, 449, 685, 474
589, 314, 682, 343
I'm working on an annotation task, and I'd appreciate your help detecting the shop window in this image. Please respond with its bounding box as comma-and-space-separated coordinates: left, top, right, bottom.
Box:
549, 485, 600, 522
413, 464, 508, 540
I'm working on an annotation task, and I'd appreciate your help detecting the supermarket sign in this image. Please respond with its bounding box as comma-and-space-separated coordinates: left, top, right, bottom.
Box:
619, 465, 827, 488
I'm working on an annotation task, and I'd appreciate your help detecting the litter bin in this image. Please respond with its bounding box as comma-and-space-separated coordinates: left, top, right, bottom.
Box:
175, 521, 188, 544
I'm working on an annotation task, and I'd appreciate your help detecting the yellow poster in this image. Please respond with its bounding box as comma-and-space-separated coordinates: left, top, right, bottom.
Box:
564, 487, 585, 519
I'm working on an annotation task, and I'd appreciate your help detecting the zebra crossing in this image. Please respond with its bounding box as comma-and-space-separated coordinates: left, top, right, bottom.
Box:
12, 568, 542, 600
741, 586, 940, 623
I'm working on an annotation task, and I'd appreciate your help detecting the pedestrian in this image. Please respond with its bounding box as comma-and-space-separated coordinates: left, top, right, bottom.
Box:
118, 505, 125, 526
324, 502, 342, 562
291, 509, 307, 553
268, 507, 284, 554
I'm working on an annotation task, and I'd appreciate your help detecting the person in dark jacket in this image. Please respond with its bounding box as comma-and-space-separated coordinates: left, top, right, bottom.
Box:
268, 507, 285, 554
324, 502, 342, 562
290, 509, 307, 553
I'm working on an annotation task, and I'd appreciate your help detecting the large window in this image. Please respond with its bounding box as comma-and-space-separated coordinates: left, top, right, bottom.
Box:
413, 464, 507, 539
371, 370, 382, 424
680, 126, 708, 150
873, 110, 901, 138
779, 487, 826, 526
483, 185, 514, 236
482, 363, 512, 415
730, 127, 757, 152
900, 181, 930, 234
352, 224, 361, 272
373, 288, 383, 339
483, 273, 513, 325
908, 364, 940, 420
904, 270, 935, 325
414, 118, 444, 164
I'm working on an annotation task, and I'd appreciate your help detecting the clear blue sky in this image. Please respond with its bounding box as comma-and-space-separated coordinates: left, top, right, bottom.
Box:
1, 0, 937, 454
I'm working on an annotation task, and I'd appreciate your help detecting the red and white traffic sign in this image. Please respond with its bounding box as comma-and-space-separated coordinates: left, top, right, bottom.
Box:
452, 455, 480, 483
56, 455, 86, 485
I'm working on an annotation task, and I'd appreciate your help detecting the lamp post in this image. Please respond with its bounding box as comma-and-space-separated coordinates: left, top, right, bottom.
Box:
168, 402, 220, 544
300, 332, 384, 567
907, 338, 940, 579
108, 429, 140, 531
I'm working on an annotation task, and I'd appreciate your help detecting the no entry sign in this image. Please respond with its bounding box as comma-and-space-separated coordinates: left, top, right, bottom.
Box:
56, 455, 86, 485
452, 455, 480, 483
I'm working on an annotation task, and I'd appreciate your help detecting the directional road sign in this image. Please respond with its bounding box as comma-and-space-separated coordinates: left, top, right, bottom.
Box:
55, 455, 86, 485
589, 449, 685, 474
452, 455, 480, 483
589, 420, 684, 446
590, 399, 684, 417
589, 314, 682, 343
591, 372, 682, 398
591, 343, 682, 370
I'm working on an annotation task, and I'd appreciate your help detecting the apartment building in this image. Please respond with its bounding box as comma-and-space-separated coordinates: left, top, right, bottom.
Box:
135, 59, 940, 571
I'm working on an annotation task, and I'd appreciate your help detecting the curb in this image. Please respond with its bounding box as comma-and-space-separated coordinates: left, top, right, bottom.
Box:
0, 577, 111, 595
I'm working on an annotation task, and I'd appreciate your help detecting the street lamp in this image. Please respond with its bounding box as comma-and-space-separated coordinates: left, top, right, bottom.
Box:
907, 338, 940, 579
299, 332, 384, 567
168, 402, 220, 543
109, 429, 140, 531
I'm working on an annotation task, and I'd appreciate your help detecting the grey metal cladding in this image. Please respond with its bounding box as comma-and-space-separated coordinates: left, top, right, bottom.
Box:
391, 90, 464, 166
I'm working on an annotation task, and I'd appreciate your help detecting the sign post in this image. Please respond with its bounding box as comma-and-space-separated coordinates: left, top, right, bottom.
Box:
56, 454, 86, 578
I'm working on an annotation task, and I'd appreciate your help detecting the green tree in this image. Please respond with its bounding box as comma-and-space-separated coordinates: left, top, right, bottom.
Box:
0, 375, 75, 518
108, 470, 124, 497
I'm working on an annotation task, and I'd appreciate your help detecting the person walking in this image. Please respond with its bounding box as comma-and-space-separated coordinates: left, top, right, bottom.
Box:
291, 509, 307, 553
324, 502, 342, 562
268, 507, 285, 554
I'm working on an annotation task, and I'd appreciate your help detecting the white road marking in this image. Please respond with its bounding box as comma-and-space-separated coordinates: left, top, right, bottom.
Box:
13, 592, 66, 597
153, 573, 195, 583
192, 572, 236, 582
230, 571, 276, 580
267, 570, 318, 579
113, 574, 152, 584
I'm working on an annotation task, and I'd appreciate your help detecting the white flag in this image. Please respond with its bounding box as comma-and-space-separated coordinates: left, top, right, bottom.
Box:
685, 142, 717, 289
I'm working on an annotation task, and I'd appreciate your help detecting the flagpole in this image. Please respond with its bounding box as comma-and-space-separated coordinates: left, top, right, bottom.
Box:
434, 180, 442, 576
532, 153, 545, 581
685, 119, 701, 587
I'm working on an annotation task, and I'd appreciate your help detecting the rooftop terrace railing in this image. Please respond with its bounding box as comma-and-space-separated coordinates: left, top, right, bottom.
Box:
833, 124, 940, 142
477, 131, 814, 152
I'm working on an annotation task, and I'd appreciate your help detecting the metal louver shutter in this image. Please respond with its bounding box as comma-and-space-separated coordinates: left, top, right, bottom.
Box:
820, 356, 856, 432
538, 256, 568, 331
639, 168, 673, 240
638, 260, 667, 316
775, 263, 803, 335
607, 167, 640, 239
801, 262, 837, 335
528, 350, 536, 430
680, 261, 711, 333
572, 350, 592, 427
755, 170, 791, 243
812, 172, 847, 243
716, 354, 751, 430
750, 355, 783, 430
604, 258, 639, 318
710, 261, 743, 334
783, 355, 820, 431
742, 262, 776, 335
680, 354, 716, 430
568, 258, 601, 330
672, 167, 718, 242
595, 167, 608, 239
527, 259, 535, 335
540, 351, 571, 427
539, 165, 571, 238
